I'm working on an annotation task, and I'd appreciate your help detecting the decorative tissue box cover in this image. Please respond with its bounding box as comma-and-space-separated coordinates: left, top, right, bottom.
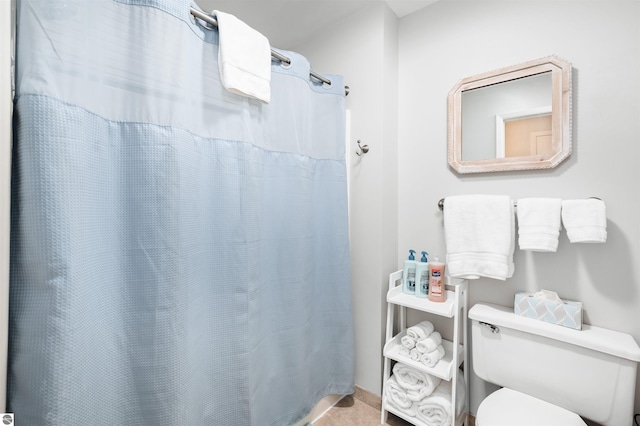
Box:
514, 291, 583, 330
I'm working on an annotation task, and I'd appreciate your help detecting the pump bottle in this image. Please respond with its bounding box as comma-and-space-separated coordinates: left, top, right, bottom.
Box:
415, 251, 429, 298
402, 250, 417, 295
428, 256, 446, 302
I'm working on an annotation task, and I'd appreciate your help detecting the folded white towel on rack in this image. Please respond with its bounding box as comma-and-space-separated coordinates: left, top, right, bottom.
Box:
516, 198, 562, 252
415, 372, 466, 426
406, 321, 434, 341
561, 198, 607, 243
401, 335, 416, 349
416, 331, 442, 354
385, 375, 416, 417
213, 10, 271, 103
420, 345, 445, 368
392, 363, 442, 402
444, 195, 515, 280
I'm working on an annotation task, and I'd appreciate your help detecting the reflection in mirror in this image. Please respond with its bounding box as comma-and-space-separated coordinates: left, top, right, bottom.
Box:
448, 56, 571, 173
500, 105, 552, 158
462, 72, 551, 161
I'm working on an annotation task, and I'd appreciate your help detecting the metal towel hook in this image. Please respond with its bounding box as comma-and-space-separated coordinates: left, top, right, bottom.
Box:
356, 140, 369, 156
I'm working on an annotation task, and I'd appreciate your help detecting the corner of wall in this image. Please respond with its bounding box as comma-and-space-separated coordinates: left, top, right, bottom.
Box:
380, 1, 400, 352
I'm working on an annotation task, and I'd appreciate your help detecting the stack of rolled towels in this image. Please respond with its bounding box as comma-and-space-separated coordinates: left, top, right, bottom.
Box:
399, 321, 445, 368
385, 362, 465, 426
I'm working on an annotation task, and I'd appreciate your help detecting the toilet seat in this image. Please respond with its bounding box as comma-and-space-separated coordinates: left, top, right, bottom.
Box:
476, 388, 587, 426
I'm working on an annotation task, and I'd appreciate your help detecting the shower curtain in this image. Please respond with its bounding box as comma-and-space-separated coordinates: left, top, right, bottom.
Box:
9, 1, 354, 425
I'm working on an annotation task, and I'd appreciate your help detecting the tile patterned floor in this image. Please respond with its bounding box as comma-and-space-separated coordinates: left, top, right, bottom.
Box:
313, 395, 412, 426
313, 393, 475, 426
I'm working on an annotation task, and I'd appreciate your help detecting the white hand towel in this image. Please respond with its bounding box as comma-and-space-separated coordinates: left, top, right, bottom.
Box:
401, 335, 416, 349
213, 10, 271, 103
420, 345, 445, 367
406, 321, 434, 341
416, 332, 442, 354
444, 195, 515, 280
516, 198, 562, 252
392, 363, 442, 402
561, 199, 607, 243
385, 375, 417, 417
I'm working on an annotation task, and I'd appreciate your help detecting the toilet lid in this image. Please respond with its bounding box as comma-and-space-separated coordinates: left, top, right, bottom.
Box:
476, 388, 587, 426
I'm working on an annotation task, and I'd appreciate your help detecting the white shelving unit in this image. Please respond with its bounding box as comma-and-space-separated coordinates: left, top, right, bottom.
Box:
381, 270, 469, 426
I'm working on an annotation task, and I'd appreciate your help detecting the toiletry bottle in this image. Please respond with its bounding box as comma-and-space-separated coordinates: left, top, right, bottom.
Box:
415, 251, 429, 298
428, 257, 446, 302
402, 250, 417, 295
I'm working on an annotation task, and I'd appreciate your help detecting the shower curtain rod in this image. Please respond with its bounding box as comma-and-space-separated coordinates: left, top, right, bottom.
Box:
189, 7, 350, 96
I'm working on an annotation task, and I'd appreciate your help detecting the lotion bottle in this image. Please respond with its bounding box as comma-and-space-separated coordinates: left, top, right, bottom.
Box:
428, 257, 446, 302
402, 250, 417, 295
415, 251, 429, 298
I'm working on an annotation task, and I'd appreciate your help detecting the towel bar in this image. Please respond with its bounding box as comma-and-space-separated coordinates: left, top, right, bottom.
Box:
438, 198, 518, 211
437, 197, 601, 211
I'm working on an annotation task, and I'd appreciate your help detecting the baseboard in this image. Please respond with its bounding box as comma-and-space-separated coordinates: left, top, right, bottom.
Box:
293, 394, 345, 426
352, 385, 382, 410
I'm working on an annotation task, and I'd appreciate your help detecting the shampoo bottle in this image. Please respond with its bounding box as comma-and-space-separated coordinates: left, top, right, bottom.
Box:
415, 251, 429, 298
402, 250, 417, 295
428, 257, 446, 303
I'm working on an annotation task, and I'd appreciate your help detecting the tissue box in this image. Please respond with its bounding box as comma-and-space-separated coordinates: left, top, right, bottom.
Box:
514, 291, 583, 330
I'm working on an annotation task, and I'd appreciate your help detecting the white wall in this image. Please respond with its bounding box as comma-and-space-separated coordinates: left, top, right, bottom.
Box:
293, 3, 399, 396
299, 0, 640, 419
398, 0, 640, 417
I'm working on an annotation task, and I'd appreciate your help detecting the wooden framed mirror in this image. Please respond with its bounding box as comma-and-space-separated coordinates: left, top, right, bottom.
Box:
448, 56, 572, 174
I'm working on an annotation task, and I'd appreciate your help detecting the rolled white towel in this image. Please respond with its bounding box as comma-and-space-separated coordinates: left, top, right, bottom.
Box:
420, 345, 445, 367
415, 383, 451, 426
406, 321, 435, 341
385, 375, 416, 417
392, 363, 442, 402
401, 335, 416, 349
414, 371, 466, 426
409, 348, 420, 361
416, 332, 442, 354
398, 346, 410, 357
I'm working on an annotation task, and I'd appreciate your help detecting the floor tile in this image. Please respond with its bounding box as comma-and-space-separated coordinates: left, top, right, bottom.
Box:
313, 395, 475, 426
313, 396, 413, 426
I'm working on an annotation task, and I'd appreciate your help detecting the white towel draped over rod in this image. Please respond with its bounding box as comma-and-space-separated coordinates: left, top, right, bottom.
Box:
437, 197, 601, 211
189, 7, 350, 96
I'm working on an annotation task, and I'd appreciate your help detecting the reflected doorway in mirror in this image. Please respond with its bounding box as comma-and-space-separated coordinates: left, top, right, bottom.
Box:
496, 106, 552, 158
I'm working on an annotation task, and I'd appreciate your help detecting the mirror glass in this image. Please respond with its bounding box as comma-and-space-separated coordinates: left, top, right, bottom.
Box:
448, 56, 571, 173
461, 72, 552, 161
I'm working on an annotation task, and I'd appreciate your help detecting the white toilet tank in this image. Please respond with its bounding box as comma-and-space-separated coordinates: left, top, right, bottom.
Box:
469, 303, 640, 426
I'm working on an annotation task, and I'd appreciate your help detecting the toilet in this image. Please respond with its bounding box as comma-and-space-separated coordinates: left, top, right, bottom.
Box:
469, 303, 640, 426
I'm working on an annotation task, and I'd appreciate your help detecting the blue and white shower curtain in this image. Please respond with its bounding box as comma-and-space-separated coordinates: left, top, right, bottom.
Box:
9, 1, 354, 424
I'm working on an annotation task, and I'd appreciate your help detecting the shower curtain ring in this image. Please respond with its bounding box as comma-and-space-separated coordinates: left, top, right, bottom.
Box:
356, 140, 369, 156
